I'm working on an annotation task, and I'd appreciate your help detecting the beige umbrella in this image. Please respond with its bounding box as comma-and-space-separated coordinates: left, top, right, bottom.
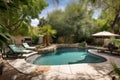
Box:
92, 31, 120, 38
92, 31, 120, 46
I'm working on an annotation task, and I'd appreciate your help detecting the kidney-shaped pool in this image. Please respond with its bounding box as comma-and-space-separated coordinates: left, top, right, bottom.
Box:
26, 48, 107, 65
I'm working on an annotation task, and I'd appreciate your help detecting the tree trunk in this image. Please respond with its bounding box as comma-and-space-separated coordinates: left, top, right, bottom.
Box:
117, 17, 120, 33
45, 35, 50, 46
110, 14, 119, 33
118, 22, 120, 33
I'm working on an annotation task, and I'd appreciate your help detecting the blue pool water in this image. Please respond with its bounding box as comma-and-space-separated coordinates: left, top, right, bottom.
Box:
33, 48, 106, 65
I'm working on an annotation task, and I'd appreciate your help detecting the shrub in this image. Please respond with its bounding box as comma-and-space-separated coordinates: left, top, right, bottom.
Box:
112, 63, 120, 79
32, 36, 39, 44
79, 41, 87, 48
57, 38, 64, 44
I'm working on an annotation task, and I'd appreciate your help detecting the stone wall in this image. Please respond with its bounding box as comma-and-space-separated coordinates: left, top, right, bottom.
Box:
14, 36, 32, 44
37, 44, 80, 54
56, 44, 79, 48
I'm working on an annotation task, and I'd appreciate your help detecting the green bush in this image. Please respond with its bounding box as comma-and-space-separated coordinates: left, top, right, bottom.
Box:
79, 41, 87, 47
32, 36, 39, 44
57, 39, 64, 44
112, 63, 120, 79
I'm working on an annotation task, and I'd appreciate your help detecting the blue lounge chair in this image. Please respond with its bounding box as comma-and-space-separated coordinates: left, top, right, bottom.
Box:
22, 43, 36, 50
8, 44, 32, 55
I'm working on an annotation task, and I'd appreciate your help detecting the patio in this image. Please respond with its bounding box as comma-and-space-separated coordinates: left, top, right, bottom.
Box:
1, 45, 120, 80
0, 0, 120, 80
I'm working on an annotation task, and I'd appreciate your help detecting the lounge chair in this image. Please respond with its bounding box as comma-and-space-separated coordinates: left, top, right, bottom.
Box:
22, 43, 36, 50
107, 43, 119, 53
114, 49, 120, 53
8, 44, 32, 57
96, 46, 108, 53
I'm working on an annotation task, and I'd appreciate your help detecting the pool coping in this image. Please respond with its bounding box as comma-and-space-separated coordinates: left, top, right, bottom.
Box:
7, 44, 120, 80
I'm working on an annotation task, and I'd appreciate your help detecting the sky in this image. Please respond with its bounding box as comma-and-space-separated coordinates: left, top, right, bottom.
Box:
92, 9, 102, 19
39, 0, 78, 18
31, 0, 78, 26
31, 0, 101, 26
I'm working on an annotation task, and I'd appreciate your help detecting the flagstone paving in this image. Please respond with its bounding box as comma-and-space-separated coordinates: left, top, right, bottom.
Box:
1, 47, 120, 80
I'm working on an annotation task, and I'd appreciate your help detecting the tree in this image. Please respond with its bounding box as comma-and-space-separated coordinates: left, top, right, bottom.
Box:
81, 0, 120, 33
38, 18, 48, 27
0, 24, 12, 57
0, 0, 47, 35
55, 0, 120, 33
39, 24, 56, 46
95, 10, 114, 32
48, 2, 97, 43
48, 9, 74, 43
14, 21, 33, 36
0, 24, 12, 47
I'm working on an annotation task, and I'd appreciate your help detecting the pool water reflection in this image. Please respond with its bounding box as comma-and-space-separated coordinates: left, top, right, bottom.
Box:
32, 48, 107, 65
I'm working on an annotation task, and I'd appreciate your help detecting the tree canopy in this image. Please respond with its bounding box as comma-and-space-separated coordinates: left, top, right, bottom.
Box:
54, 0, 120, 33
0, 0, 47, 35
0, 24, 12, 47
47, 2, 97, 43
39, 24, 56, 46
80, 0, 120, 33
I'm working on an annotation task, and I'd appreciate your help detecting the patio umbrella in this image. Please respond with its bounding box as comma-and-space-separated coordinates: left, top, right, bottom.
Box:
92, 31, 120, 46
92, 31, 120, 38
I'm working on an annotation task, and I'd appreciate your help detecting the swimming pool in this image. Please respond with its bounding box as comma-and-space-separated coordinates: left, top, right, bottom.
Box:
29, 48, 106, 65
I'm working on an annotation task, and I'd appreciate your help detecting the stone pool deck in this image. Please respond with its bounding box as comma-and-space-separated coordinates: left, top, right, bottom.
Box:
5, 45, 120, 80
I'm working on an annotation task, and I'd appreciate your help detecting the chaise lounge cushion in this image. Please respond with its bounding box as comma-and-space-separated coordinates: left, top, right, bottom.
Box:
9, 44, 31, 54
22, 43, 36, 50
96, 47, 108, 52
